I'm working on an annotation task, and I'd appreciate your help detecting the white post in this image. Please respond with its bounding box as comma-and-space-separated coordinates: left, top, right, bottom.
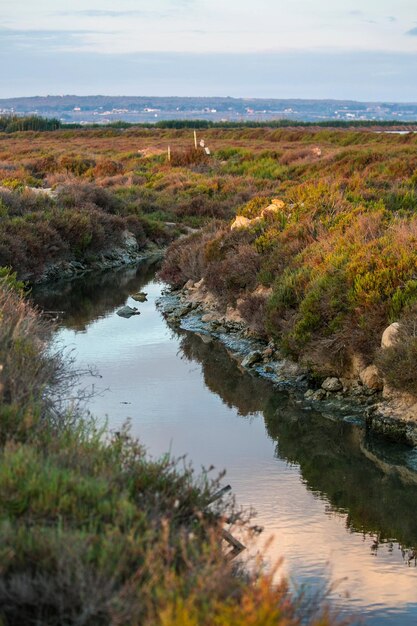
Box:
194, 130, 197, 149
167, 145, 171, 162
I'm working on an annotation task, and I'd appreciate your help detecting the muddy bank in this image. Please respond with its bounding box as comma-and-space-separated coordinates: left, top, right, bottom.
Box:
157, 282, 417, 447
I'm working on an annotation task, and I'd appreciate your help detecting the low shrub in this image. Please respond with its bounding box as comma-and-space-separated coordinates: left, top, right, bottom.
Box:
376, 307, 417, 396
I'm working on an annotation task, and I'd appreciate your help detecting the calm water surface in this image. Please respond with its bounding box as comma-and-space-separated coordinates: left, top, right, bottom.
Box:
33, 262, 417, 626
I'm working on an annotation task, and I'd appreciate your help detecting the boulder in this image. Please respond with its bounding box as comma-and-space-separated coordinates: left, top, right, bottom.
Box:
241, 351, 263, 368
312, 389, 327, 401
261, 201, 285, 217
381, 322, 400, 349
231, 215, 251, 230
117, 305, 140, 318
321, 377, 343, 392
360, 365, 383, 391
131, 292, 147, 302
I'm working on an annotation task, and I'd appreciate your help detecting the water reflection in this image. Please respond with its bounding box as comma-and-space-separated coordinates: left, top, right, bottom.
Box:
32, 260, 159, 331
179, 330, 417, 559
33, 263, 417, 625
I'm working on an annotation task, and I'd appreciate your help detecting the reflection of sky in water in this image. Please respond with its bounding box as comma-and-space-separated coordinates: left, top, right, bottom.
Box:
39, 270, 417, 626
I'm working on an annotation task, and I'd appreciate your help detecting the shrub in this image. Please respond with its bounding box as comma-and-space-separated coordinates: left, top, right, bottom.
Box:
376, 307, 417, 395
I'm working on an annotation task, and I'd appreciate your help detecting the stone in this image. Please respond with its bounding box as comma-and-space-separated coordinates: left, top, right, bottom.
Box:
359, 365, 383, 391
231, 215, 252, 230
117, 305, 140, 318
176, 303, 192, 317
224, 305, 244, 325
201, 313, 219, 323
263, 346, 274, 357
196, 333, 213, 344
271, 198, 286, 209
184, 279, 194, 290
312, 389, 327, 401
131, 292, 148, 302
241, 351, 263, 368
381, 322, 400, 349
321, 377, 343, 392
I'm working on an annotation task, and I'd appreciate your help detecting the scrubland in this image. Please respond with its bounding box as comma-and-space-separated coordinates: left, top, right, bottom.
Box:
2, 123, 415, 621
1, 125, 417, 387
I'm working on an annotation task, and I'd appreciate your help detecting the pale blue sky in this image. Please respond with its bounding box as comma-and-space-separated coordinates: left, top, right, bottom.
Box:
1, 0, 417, 99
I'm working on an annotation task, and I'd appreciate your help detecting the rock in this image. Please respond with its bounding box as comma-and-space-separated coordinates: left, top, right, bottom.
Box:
176, 303, 192, 317
184, 279, 194, 290
360, 365, 383, 391
321, 377, 343, 392
304, 389, 315, 399
262, 347, 274, 359
381, 322, 400, 349
194, 278, 205, 289
131, 292, 147, 302
254, 285, 273, 298
202, 313, 219, 323
224, 305, 244, 325
261, 202, 285, 217
117, 305, 140, 318
271, 198, 286, 209
312, 389, 327, 401
196, 333, 213, 344
241, 351, 263, 368
231, 215, 252, 230
121, 230, 139, 253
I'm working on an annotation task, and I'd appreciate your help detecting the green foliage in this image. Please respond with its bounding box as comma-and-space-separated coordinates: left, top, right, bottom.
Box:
239, 196, 272, 218
0, 115, 61, 133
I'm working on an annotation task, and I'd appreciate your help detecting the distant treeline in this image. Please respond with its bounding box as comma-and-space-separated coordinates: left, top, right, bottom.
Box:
151, 119, 417, 129
0, 115, 62, 132
1, 114, 416, 132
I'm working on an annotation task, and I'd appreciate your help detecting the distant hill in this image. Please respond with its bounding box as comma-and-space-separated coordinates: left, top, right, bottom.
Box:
1, 95, 417, 124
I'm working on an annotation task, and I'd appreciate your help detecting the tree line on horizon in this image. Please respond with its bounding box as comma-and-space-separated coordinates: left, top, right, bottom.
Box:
0, 114, 416, 133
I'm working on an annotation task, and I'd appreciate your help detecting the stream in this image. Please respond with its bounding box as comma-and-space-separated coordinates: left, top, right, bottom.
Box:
33, 260, 417, 626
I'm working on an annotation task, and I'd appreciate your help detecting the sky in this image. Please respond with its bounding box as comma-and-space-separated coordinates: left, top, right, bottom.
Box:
1, 0, 417, 100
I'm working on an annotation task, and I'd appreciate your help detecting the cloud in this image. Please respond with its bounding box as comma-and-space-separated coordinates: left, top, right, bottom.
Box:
55, 10, 163, 18
0, 27, 112, 51
387, 16, 397, 22
406, 27, 417, 36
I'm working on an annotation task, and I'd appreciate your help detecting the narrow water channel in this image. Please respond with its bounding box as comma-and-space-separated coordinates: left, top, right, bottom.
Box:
33, 261, 417, 626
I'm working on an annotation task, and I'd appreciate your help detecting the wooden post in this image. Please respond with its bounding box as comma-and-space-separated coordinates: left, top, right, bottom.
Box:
167, 145, 171, 162
194, 130, 197, 150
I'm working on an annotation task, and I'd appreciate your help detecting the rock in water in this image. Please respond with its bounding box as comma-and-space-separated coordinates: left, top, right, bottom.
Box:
131, 292, 148, 302
117, 305, 140, 318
